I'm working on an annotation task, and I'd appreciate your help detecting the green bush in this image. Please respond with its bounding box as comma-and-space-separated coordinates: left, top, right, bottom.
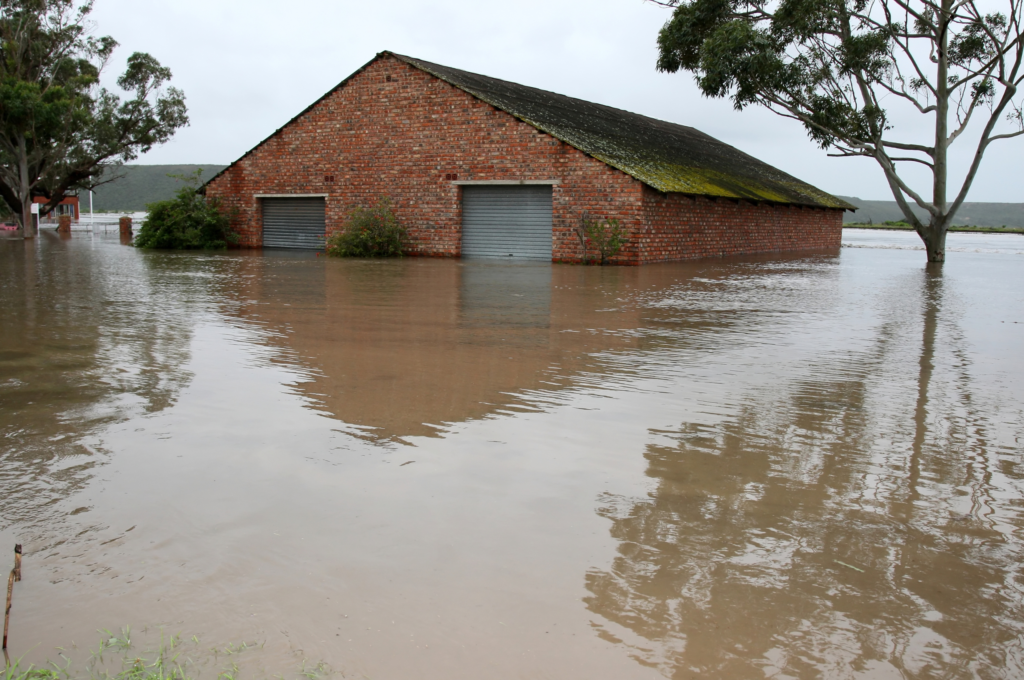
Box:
584, 215, 628, 265
326, 197, 406, 257
134, 170, 236, 250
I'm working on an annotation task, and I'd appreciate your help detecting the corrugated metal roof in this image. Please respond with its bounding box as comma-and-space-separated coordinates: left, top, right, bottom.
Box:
206, 51, 853, 210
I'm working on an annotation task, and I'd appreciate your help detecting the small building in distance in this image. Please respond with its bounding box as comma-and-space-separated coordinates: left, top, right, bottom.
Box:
33, 195, 80, 222
204, 52, 853, 265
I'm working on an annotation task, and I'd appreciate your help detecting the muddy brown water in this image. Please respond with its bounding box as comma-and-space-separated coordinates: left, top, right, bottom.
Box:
1, 230, 1022, 679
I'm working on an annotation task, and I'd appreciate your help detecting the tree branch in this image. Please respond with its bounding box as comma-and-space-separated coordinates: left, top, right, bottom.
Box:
987, 127, 1024, 141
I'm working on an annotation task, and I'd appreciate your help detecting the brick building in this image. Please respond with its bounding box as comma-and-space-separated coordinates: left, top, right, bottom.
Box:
204, 51, 853, 264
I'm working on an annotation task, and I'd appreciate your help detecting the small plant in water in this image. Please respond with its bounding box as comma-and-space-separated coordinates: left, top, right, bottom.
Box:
575, 212, 628, 265
326, 196, 406, 257
1, 628, 312, 680
99, 626, 133, 652
298, 661, 330, 680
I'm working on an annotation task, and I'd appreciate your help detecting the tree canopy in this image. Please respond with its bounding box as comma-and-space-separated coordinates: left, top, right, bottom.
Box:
656, 0, 1024, 261
0, 0, 188, 237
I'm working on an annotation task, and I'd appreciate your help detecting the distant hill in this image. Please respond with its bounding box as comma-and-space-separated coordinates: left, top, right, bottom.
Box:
84, 164, 227, 212
838, 195, 1024, 228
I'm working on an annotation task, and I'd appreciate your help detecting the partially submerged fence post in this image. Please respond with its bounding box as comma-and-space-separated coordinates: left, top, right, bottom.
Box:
3, 544, 22, 654
119, 216, 133, 242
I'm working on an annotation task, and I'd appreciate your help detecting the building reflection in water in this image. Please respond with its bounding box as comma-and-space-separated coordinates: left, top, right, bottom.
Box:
583, 265, 1023, 677
458, 262, 552, 329
218, 250, 1023, 676
227, 257, 664, 441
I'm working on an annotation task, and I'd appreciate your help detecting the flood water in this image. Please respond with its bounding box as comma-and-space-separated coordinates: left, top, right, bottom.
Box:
1, 229, 1022, 679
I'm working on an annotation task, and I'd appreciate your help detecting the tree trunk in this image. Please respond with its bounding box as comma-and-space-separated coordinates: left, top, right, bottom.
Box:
19, 203, 34, 240
16, 135, 34, 239
925, 0, 954, 265
922, 221, 948, 263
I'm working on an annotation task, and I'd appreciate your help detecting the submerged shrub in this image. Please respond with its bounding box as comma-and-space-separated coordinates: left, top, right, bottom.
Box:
326, 197, 406, 257
134, 170, 236, 250
576, 212, 628, 264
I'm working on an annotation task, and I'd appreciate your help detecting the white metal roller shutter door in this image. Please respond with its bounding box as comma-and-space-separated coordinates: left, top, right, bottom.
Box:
262, 197, 326, 249
461, 186, 553, 260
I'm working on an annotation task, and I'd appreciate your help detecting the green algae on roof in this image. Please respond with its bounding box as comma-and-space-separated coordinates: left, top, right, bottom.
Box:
392, 53, 853, 210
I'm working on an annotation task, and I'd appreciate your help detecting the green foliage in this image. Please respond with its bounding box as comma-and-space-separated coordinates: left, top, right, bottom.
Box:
2, 660, 62, 680
1, 628, 256, 680
0, 0, 188, 231
1, 627, 330, 680
134, 171, 235, 250
588, 218, 628, 265
99, 626, 134, 651
577, 213, 628, 265
655, 0, 901, 147
326, 197, 406, 257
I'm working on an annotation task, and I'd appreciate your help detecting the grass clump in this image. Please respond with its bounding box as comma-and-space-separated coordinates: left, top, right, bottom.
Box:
5, 628, 218, 680
3, 662, 62, 680
2, 627, 332, 680
4, 627, 186, 680
134, 171, 237, 250
326, 197, 406, 257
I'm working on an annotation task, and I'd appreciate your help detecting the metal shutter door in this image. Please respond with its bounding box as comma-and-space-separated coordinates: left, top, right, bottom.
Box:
262, 197, 326, 249
461, 186, 552, 261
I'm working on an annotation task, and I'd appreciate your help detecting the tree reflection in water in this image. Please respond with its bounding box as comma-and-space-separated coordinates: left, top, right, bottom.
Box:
585, 265, 1024, 678
1, 233, 207, 538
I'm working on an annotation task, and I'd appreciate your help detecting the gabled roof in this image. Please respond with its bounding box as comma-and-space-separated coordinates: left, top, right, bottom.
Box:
207, 51, 853, 210
392, 53, 851, 209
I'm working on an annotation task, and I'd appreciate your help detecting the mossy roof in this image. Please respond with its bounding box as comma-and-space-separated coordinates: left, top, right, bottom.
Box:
392, 53, 852, 210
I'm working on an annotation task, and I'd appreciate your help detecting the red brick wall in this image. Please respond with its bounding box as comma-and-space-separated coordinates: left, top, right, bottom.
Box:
205, 54, 643, 261
206, 53, 843, 265
639, 186, 843, 263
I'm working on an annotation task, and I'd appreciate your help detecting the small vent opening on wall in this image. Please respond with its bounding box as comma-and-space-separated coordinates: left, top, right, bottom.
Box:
324, 175, 335, 183
444, 173, 458, 181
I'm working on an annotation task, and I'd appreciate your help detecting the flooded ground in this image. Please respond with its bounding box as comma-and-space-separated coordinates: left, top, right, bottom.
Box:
1, 229, 1022, 679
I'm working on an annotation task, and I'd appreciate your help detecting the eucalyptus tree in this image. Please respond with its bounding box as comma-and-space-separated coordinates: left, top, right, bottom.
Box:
0, 0, 188, 238
656, 0, 1023, 262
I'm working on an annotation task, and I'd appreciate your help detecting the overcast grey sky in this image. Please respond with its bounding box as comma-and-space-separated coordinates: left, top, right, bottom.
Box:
90, 0, 1022, 202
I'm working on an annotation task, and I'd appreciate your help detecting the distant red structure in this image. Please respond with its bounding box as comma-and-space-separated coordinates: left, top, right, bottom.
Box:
34, 195, 80, 223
